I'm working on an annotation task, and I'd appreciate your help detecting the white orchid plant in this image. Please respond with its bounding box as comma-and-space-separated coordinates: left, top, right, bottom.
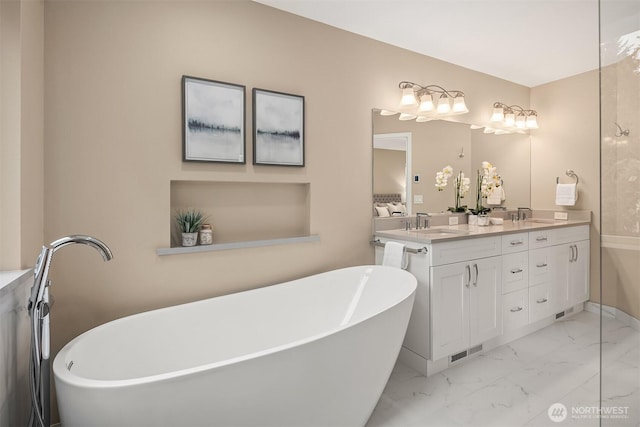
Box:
435, 165, 470, 212
472, 161, 501, 214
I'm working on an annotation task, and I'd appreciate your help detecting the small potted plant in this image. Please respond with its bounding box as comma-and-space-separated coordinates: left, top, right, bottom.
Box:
175, 208, 208, 247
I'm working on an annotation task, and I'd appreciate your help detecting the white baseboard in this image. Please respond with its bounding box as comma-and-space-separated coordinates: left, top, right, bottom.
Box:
585, 301, 640, 331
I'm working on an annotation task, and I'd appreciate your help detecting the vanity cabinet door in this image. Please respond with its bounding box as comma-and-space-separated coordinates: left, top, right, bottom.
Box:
569, 240, 590, 306
552, 239, 590, 311
430, 256, 501, 360
430, 261, 469, 361
469, 256, 502, 347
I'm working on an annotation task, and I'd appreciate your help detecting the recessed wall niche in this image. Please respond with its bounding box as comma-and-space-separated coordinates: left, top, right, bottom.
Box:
169, 181, 311, 248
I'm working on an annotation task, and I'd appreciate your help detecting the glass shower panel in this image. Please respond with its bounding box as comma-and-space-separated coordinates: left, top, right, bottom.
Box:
599, 0, 640, 425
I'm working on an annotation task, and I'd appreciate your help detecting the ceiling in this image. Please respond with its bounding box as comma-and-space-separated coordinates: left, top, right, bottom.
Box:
254, 0, 637, 88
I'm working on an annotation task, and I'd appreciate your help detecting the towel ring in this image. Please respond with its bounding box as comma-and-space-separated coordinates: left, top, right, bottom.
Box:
556, 170, 578, 185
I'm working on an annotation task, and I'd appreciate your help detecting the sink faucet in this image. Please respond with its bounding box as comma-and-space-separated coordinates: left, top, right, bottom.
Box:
517, 207, 532, 221
416, 212, 431, 229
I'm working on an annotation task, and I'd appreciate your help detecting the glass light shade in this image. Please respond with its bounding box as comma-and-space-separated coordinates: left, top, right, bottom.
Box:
399, 87, 418, 107
379, 110, 398, 116
526, 115, 539, 129
490, 107, 505, 122
416, 116, 433, 122
452, 95, 468, 113
437, 95, 451, 114
504, 112, 515, 127
494, 129, 510, 135
398, 113, 417, 121
417, 94, 434, 112
516, 114, 526, 129
483, 127, 496, 133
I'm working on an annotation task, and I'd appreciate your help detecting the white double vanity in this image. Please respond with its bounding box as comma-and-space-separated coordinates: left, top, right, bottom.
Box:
374, 212, 591, 376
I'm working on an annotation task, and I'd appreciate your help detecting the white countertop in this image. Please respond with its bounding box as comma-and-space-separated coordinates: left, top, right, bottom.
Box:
375, 218, 591, 244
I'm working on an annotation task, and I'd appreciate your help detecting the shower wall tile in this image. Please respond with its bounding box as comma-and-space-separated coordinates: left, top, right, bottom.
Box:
602, 55, 640, 236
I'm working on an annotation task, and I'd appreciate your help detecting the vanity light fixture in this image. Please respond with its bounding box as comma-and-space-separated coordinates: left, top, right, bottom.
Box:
485, 102, 539, 134
395, 81, 469, 121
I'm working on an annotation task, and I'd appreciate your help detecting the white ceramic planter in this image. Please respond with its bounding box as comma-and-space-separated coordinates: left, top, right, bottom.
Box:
181, 232, 198, 247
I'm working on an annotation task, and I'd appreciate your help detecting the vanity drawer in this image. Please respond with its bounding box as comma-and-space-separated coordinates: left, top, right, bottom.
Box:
430, 236, 501, 266
529, 283, 554, 323
529, 229, 555, 248
502, 252, 529, 294
502, 233, 529, 254
503, 289, 529, 332
554, 225, 589, 245
529, 247, 553, 286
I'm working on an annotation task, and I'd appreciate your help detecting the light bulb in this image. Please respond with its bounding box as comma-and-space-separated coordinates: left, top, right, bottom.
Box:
417, 94, 434, 113
399, 87, 418, 107
526, 115, 539, 129
491, 107, 504, 122
452, 95, 468, 114
504, 112, 515, 127
437, 95, 451, 114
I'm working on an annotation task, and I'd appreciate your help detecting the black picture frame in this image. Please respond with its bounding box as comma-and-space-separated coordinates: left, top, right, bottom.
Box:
253, 88, 305, 167
182, 75, 246, 163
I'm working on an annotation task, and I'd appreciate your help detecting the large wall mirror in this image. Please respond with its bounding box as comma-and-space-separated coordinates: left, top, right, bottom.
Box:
373, 110, 531, 215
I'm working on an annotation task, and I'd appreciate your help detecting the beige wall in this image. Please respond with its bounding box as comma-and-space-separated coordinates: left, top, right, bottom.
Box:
43, 0, 533, 359
0, 0, 44, 270
530, 70, 601, 309
1, 0, 22, 269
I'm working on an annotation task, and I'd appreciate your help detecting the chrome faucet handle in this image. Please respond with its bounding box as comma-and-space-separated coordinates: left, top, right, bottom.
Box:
517, 207, 532, 221
415, 212, 430, 229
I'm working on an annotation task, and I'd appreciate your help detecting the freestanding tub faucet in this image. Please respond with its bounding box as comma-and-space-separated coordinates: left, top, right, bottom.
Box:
27, 235, 113, 427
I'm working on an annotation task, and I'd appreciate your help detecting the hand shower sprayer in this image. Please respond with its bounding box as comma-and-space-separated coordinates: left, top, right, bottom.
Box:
27, 235, 113, 427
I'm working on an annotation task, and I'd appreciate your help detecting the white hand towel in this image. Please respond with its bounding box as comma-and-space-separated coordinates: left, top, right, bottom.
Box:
500, 186, 506, 201
382, 241, 406, 269
556, 183, 578, 206
487, 186, 502, 205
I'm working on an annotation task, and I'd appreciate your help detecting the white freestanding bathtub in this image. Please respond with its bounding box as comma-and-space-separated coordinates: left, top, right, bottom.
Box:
53, 265, 416, 427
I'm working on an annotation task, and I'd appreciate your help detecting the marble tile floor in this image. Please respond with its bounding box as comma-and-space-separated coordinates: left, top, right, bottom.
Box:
368, 310, 639, 427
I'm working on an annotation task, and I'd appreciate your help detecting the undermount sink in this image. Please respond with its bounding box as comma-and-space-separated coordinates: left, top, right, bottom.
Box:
524, 218, 559, 224
415, 228, 470, 236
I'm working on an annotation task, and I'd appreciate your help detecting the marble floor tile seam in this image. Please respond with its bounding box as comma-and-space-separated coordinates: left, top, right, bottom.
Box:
426, 376, 555, 427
